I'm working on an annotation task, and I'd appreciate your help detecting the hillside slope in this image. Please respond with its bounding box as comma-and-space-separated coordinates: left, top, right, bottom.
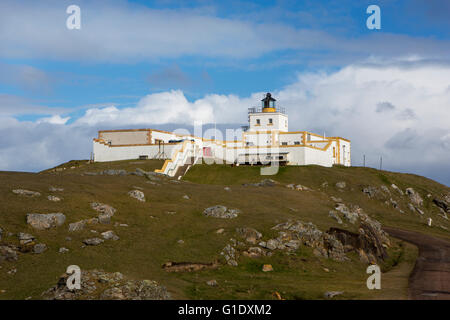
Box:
0, 160, 449, 300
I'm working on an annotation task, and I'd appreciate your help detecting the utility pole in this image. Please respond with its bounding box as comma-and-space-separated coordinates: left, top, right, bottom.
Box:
380, 156, 383, 170
363, 154, 366, 167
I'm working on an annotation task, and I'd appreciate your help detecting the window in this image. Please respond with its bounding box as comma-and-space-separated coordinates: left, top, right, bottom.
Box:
281, 142, 287, 146
294, 141, 300, 145
269, 118, 273, 124
307, 134, 311, 142
256, 119, 260, 125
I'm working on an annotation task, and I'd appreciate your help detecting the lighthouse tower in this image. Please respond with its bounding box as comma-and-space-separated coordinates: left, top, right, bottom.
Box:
247, 93, 288, 133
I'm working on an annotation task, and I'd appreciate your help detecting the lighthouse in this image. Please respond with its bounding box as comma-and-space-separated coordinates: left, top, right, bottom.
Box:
247, 92, 288, 133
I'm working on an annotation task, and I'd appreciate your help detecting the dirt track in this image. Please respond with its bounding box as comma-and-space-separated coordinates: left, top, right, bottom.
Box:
384, 227, 450, 300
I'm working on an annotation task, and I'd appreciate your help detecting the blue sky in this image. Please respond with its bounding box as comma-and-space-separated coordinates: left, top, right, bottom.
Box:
0, 0, 449, 185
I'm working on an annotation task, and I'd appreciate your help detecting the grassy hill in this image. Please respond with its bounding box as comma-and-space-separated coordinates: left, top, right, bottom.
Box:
0, 160, 448, 300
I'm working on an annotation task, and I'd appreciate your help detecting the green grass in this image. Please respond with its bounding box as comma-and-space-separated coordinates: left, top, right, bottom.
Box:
0, 160, 447, 300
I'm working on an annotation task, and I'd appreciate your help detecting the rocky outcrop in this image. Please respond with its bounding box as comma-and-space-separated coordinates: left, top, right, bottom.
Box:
391, 184, 404, 195
328, 214, 390, 264
203, 205, 240, 219
26, 213, 66, 230
334, 203, 359, 224
91, 203, 116, 224
406, 188, 423, 207
42, 270, 171, 300
270, 220, 347, 261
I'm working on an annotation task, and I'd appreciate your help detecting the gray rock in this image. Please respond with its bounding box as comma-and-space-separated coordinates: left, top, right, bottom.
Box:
12, 189, 41, 197
83, 238, 104, 246
391, 184, 404, 195
328, 210, 343, 224
362, 186, 379, 198
26, 213, 66, 230
206, 280, 218, 286
203, 205, 240, 219
335, 181, 346, 189
236, 227, 262, 242
68, 220, 86, 232
324, 291, 344, 299
0, 245, 18, 262
334, 203, 359, 224
266, 239, 279, 250
103, 169, 127, 176
182, 195, 190, 200
49, 186, 64, 192
128, 190, 145, 202
47, 195, 61, 202
33, 243, 47, 254
224, 187, 231, 191
18, 232, 35, 245
59, 247, 69, 253
101, 231, 119, 241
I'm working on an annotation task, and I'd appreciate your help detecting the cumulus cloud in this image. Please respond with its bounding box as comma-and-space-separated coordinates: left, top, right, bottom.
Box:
1, 60, 449, 185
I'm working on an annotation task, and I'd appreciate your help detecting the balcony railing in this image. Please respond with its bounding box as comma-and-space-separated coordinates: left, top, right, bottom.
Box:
248, 106, 286, 114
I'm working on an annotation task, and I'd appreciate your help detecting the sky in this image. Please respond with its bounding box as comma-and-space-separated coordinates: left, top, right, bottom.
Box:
0, 0, 449, 186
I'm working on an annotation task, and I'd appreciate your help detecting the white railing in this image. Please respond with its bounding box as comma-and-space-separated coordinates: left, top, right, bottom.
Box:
155, 140, 200, 177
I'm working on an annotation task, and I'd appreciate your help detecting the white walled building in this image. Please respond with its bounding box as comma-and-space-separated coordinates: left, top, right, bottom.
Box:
93, 93, 351, 176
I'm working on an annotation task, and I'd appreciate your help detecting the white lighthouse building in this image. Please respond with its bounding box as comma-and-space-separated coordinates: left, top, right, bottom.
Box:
93, 93, 351, 177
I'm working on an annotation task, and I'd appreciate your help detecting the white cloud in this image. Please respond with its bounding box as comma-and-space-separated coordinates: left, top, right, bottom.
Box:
36, 115, 71, 125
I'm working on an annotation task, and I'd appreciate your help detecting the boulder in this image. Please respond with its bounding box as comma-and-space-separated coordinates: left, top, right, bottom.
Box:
101, 231, 119, 241
128, 190, 145, 202
433, 198, 449, 213
12, 189, 41, 197
26, 213, 66, 230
